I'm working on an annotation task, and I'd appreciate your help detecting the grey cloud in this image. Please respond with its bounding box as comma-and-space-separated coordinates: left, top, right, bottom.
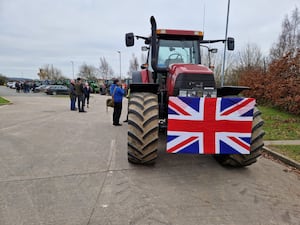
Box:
0, 0, 299, 78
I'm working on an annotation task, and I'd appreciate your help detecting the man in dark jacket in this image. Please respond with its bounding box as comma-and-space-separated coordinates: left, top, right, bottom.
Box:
75, 78, 86, 112
110, 79, 125, 126
83, 82, 91, 108
69, 79, 76, 111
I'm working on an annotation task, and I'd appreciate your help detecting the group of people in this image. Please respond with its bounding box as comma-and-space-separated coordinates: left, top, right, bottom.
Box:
70, 78, 126, 126
69, 78, 91, 112
15, 81, 36, 93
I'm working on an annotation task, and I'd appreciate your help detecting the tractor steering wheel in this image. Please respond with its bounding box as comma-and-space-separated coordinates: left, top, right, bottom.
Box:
165, 53, 184, 66
168, 53, 184, 61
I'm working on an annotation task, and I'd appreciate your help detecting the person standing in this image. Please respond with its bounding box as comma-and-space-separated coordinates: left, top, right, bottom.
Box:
83, 82, 91, 108
32, 83, 37, 93
75, 78, 86, 113
69, 79, 76, 111
110, 79, 124, 126
15, 82, 20, 93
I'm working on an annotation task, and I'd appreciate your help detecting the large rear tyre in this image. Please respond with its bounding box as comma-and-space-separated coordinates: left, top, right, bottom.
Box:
128, 92, 159, 165
214, 107, 265, 167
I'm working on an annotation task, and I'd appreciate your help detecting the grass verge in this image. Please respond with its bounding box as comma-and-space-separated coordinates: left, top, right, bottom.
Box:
258, 106, 300, 140
269, 145, 300, 163
259, 105, 300, 163
0, 96, 10, 104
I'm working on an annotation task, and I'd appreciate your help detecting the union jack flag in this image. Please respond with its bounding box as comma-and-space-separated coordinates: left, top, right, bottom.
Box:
167, 97, 255, 154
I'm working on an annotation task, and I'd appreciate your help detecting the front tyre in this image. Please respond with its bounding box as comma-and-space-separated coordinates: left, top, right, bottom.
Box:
214, 107, 265, 167
127, 92, 159, 165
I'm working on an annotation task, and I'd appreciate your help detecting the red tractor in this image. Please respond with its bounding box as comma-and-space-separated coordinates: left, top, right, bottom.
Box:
125, 16, 264, 167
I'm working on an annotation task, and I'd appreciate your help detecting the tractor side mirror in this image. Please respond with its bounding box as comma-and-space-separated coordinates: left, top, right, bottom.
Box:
125, 33, 135, 47
227, 37, 234, 51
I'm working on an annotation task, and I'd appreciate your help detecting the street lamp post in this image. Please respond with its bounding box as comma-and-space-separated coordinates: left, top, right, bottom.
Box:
221, 0, 231, 87
70, 61, 74, 79
117, 51, 121, 80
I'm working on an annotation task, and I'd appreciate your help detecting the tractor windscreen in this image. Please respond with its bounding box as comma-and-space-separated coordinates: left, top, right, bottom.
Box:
157, 39, 200, 69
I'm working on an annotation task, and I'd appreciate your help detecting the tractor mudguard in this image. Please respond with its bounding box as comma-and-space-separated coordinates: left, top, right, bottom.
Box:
129, 83, 159, 94
217, 86, 250, 97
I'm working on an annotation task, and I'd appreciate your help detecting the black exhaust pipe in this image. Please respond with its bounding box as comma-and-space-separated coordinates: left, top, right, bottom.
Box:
150, 16, 158, 73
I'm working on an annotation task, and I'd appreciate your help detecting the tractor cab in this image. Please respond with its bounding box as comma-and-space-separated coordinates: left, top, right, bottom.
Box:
126, 17, 234, 75
155, 29, 203, 71
126, 27, 204, 75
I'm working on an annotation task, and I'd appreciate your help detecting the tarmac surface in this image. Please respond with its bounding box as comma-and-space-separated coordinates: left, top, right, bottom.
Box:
0, 86, 300, 225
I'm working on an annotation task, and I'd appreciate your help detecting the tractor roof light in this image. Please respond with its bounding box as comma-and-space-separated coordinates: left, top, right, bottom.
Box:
156, 29, 204, 37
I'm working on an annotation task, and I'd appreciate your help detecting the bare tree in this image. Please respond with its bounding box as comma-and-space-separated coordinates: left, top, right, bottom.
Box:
78, 63, 97, 80
212, 51, 237, 86
216, 43, 264, 86
128, 54, 139, 75
37, 68, 47, 80
38, 64, 66, 81
270, 7, 300, 60
237, 43, 263, 69
99, 57, 114, 79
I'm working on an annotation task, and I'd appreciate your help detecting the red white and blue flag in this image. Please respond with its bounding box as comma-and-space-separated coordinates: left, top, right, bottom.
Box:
167, 97, 255, 154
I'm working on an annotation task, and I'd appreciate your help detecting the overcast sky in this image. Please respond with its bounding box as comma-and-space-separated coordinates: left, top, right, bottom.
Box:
0, 0, 299, 79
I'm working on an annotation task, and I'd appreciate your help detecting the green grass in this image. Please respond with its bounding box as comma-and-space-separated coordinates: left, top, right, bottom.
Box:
259, 106, 300, 163
0, 96, 9, 104
258, 106, 300, 140
270, 145, 300, 163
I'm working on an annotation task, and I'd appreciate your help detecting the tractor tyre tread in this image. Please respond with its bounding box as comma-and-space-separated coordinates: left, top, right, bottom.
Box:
128, 92, 159, 165
215, 107, 265, 167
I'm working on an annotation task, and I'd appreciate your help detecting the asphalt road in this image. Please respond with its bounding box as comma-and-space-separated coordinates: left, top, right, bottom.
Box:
0, 86, 300, 225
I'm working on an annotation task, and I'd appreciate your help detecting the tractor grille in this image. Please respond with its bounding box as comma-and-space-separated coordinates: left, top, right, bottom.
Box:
173, 73, 216, 96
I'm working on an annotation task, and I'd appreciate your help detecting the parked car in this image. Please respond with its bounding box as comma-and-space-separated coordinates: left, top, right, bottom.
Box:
45, 85, 69, 95
6, 81, 16, 88
34, 85, 50, 93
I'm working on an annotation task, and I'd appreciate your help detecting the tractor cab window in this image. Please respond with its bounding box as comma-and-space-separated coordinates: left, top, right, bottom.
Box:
157, 39, 200, 69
